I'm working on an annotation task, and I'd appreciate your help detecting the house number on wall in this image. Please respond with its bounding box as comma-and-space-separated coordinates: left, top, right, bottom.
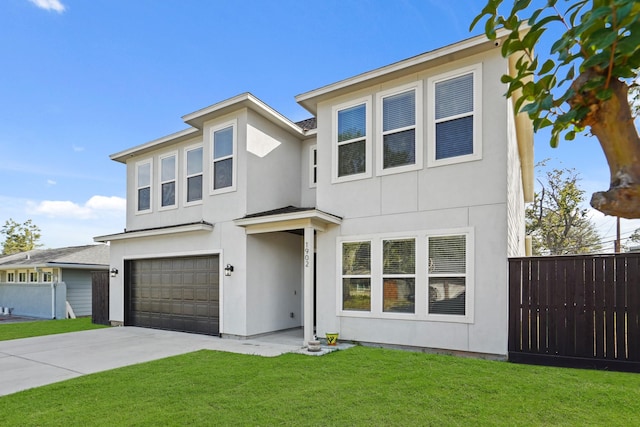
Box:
304, 242, 310, 268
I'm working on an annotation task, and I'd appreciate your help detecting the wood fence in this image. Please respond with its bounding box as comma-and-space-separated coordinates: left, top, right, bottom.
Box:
508, 254, 640, 372
92, 271, 110, 325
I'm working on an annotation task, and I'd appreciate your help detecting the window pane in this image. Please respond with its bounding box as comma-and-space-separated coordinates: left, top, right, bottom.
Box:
343, 278, 371, 311
435, 73, 473, 119
161, 182, 175, 207
161, 156, 175, 181
383, 129, 415, 168
214, 127, 233, 158
429, 277, 465, 315
429, 235, 466, 274
436, 116, 473, 160
187, 175, 202, 202
383, 239, 415, 274
338, 104, 366, 142
138, 187, 150, 211
338, 140, 366, 176
342, 241, 370, 275
383, 90, 415, 131
214, 158, 233, 189
187, 147, 203, 175
383, 278, 415, 313
138, 163, 150, 187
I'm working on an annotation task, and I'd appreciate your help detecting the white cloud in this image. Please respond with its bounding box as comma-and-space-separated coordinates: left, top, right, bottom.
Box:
47, 179, 57, 186
28, 195, 126, 219
72, 144, 85, 152
28, 0, 66, 13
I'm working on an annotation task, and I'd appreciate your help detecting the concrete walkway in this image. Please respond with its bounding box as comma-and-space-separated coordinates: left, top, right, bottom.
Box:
0, 327, 347, 397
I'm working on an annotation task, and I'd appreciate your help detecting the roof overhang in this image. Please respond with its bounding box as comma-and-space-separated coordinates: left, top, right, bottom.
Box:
0, 263, 108, 270
234, 209, 342, 234
295, 29, 511, 115
110, 127, 202, 164
182, 92, 305, 137
94, 221, 214, 242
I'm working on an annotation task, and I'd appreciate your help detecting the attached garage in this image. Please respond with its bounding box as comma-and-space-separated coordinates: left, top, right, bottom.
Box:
125, 255, 220, 335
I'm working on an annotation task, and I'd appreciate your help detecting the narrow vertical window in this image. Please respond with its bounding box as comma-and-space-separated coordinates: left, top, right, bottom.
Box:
382, 238, 416, 313
136, 161, 152, 212
160, 154, 176, 208
342, 241, 371, 311
43, 272, 52, 282
7, 272, 14, 282
212, 125, 234, 191
382, 90, 416, 169
29, 272, 38, 282
428, 235, 467, 316
18, 272, 27, 282
309, 145, 317, 188
333, 96, 371, 182
186, 146, 203, 203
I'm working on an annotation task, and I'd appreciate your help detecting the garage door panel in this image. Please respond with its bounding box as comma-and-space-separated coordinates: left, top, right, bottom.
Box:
127, 255, 219, 336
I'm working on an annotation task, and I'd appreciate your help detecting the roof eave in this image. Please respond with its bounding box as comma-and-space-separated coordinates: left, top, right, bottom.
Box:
110, 127, 202, 164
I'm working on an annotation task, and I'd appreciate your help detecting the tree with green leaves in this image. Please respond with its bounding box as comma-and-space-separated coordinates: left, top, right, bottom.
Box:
526, 165, 602, 255
1, 219, 42, 255
471, 0, 640, 218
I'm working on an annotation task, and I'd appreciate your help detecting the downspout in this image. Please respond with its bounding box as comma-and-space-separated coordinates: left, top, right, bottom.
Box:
51, 282, 56, 319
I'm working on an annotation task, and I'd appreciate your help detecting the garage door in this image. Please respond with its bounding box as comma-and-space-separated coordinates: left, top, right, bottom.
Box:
125, 255, 219, 335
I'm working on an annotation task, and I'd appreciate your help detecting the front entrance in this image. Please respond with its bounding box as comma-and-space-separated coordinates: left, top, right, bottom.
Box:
125, 255, 219, 335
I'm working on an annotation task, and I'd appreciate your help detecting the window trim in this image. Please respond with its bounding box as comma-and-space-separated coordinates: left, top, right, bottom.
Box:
337, 228, 474, 324
427, 64, 482, 168
158, 151, 178, 211
376, 81, 423, 176
332, 95, 372, 183
184, 143, 204, 206
135, 159, 153, 214
210, 119, 237, 195
18, 272, 27, 283
340, 239, 372, 312
7, 272, 15, 282
309, 145, 317, 188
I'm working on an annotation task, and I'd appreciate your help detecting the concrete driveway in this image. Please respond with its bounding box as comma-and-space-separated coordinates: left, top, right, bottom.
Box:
0, 326, 305, 397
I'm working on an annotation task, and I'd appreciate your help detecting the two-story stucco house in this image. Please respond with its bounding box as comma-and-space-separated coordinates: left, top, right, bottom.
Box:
96, 30, 533, 358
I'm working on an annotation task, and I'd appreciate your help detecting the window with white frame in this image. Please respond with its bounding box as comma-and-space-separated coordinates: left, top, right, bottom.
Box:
341, 241, 371, 311
211, 122, 236, 193
185, 145, 203, 204
136, 160, 152, 212
7, 272, 15, 282
159, 153, 176, 208
18, 272, 26, 282
29, 271, 38, 282
427, 234, 468, 316
429, 65, 481, 166
377, 82, 423, 174
333, 97, 371, 182
43, 271, 52, 282
309, 145, 317, 188
382, 238, 416, 313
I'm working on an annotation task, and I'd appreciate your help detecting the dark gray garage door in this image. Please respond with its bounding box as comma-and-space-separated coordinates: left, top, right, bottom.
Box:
125, 255, 219, 335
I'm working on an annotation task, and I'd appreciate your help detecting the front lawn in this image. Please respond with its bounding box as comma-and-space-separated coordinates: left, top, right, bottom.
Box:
0, 317, 107, 341
2, 346, 639, 426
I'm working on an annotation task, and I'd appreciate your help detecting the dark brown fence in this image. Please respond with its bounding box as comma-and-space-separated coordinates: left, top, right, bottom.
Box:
509, 254, 640, 372
92, 271, 110, 325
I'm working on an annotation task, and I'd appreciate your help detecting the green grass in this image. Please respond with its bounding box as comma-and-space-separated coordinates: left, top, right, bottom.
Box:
2, 346, 639, 426
0, 317, 107, 341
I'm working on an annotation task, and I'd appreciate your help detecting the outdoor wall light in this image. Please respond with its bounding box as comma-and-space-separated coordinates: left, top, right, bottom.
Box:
224, 264, 234, 276
110, 267, 119, 277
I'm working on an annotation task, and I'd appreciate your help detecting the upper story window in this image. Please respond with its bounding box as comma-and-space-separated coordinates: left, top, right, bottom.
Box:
159, 153, 177, 209
377, 81, 423, 175
332, 96, 372, 183
185, 145, 203, 204
428, 64, 482, 166
136, 160, 152, 213
309, 145, 317, 188
211, 121, 236, 194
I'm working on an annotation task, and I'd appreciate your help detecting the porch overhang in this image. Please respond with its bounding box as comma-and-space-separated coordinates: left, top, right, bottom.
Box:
234, 207, 342, 234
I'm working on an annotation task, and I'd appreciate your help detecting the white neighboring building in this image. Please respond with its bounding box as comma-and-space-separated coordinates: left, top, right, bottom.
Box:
96, 31, 533, 358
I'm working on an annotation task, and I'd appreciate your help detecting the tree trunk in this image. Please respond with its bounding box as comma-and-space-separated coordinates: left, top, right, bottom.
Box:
571, 71, 640, 219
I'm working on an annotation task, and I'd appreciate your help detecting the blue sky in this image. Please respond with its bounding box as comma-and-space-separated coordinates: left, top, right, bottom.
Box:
1, 0, 638, 251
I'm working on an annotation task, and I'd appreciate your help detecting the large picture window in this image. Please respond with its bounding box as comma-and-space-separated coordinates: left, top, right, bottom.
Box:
211, 122, 235, 193
427, 235, 467, 316
429, 65, 481, 166
185, 146, 203, 204
332, 97, 371, 182
136, 160, 152, 212
159, 153, 176, 208
342, 241, 371, 311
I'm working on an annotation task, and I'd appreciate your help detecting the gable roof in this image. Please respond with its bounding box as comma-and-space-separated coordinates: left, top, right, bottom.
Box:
0, 245, 110, 270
